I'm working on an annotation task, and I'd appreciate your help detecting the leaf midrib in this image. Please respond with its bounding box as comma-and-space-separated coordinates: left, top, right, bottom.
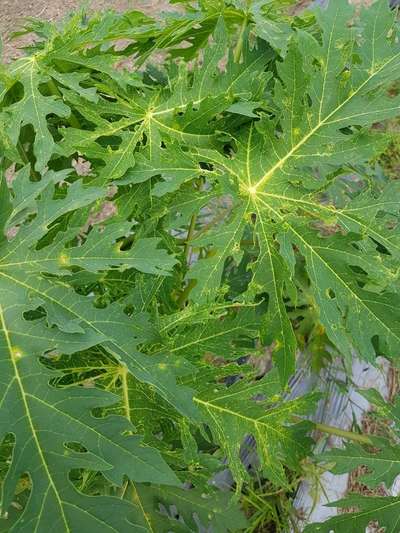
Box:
253, 196, 294, 381
169, 323, 252, 353
26, 394, 166, 476
253, 47, 400, 191
256, 197, 400, 346
0, 303, 71, 533
257, 190, 400, 257
0, 271, 181, 409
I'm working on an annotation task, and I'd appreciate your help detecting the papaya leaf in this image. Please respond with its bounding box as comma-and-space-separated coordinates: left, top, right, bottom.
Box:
0, 318, 178, 531
315, 438, 400, 489
2, 58, 70, 173
304, 495, 400, 533
1, 0, 400, 529
135, 484, 248, 533
194, 369, 315, 489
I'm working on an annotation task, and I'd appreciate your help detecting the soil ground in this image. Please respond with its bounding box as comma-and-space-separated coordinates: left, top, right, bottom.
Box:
0, 0, 171, 62
1, 0, 375, 62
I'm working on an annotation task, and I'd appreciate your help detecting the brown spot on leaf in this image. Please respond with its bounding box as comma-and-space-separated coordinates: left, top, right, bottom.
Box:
5, 164, 16, 187
5, 225, 20, 241
80, 201, 118, 237
72, 157, 93, 176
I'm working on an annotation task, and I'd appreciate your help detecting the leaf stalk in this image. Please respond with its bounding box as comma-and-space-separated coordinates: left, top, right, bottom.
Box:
234, 15, 248, 63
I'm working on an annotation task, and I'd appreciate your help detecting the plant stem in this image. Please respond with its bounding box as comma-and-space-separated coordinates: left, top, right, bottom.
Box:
177, 178, 204, 306
177, 245, 216, 307
191, 207, 229, 241
116, 367, 139, 503
17, 140, 40, 180
120, 366, 132, 427
47, 78, 81, 129
234, 15, 248, 63
177, 279, 197, 308
119, 480, 129, 499
17, 140, 31, 168
177, 248, 216, 306
117, 367, 134, 501
313, 421, 373, 445
183, 213, 197, 265
293, 416, 373, 444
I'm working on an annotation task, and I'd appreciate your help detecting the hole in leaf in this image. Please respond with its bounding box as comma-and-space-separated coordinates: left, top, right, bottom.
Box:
349, 265, 368, 276
23, 306, 46, 321
372, 237, 391, 256
64, 442, 88, 453
326, 288, 336, 299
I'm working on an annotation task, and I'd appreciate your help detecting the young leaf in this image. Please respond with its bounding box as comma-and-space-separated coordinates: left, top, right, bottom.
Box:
194, 369, 315, 488
3, 59, 70, 172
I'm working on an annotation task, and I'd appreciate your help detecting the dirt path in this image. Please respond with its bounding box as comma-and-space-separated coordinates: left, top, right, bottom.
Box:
0, 0, 172, 62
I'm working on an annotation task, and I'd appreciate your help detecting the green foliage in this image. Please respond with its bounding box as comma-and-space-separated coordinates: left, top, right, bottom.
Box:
306, 389, 400, 532
305, 494, 400, 533
1, 0, 400, 531
315, 438, 400, 489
